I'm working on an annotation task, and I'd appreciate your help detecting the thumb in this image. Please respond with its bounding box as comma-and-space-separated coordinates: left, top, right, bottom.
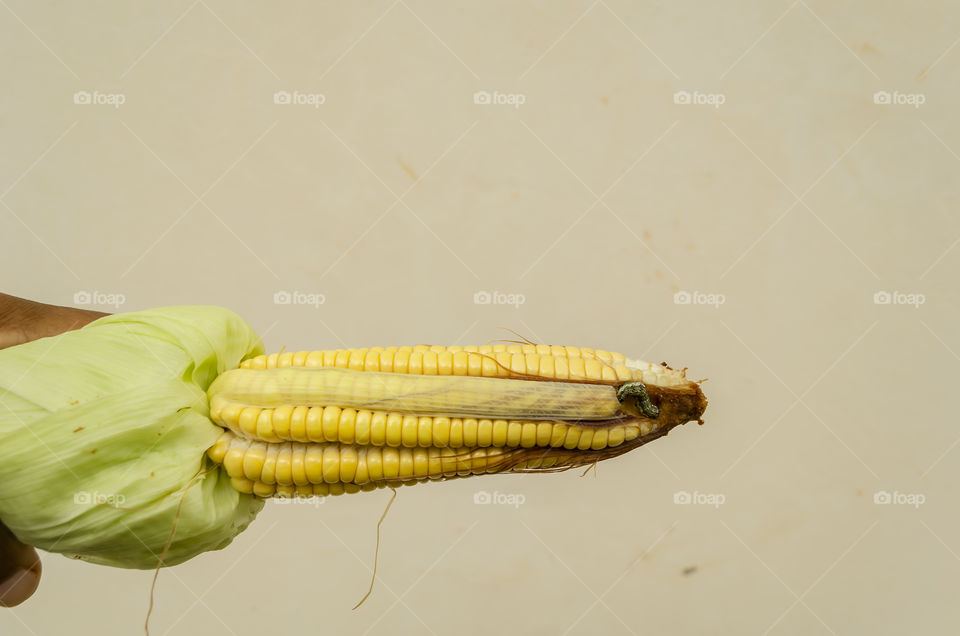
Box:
0, 521, 41, 607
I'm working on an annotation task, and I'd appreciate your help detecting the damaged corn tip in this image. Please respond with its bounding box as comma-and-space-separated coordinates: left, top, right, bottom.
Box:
208, 344, 707, 498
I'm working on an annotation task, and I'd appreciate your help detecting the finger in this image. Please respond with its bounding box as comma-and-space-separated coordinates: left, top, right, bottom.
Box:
0, 522, 41, 607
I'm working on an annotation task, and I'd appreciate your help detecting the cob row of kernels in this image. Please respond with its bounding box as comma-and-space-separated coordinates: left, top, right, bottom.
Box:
239, 345, 689, 388
210, 400, 655, 449
207, 430, 569, 497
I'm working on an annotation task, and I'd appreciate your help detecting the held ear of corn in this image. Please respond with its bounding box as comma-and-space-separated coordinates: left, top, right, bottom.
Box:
0, 308, 706, 570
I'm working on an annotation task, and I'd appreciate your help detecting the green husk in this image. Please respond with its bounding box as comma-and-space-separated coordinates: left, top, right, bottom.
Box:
0, 306, 265, 568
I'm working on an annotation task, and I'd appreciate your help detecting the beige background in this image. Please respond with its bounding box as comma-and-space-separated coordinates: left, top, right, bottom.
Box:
2, 1, 958, 634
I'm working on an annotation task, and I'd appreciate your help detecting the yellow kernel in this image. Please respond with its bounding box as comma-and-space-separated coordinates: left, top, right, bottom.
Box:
536, 422, 554, 446
291, 445, 308, 485
555, 357, 569, 379
477, 419, 493, 447
382, 448, 401, 479
462, 418, 478, 447
401, 415, 419, 447
242, 442, 267, 481
338, 408, 357, 444
370, 412, 387, 445
568, 357, 587, 380
432, 417, 450, 447
393, 351, 409, 374
305, 407, 324, 442
238, 407, 261, 437
506, 421, 523, 446
563, 427, 581, 449
408, 351, 424, 374
520, 423, 538, 448
256, 409, 278, 442
608, 426, 626, 447
584, 359, 603, 380
322, 445, 340, 483
417, 416, 432, 446
304, 446, 325, 483
452, 352, 468, 376
275, 444, 293, 485
348, 350, 365, 371
492, 420, 509, 446
363, 350, 380, 372
398, 449, 414, 479
538, 356, 556, 379
253, 480, 275, 497
576, 429, 594, 450
379, 351, 395, 372
223, 446, 246, 478
354, 410, 372, 445
290, 406, 309, 442
231, 476, 255, 493
437, 351, 453, 375
339, 446, 359, 483
449, 418, 463, 447
260, 445, 278, 484
385, 413, 403, 447
550, 422, 568, 447
591, 429, 609, 449
413, 447, 429, 479
271, 406, 294, 439
322, 406, 341, 442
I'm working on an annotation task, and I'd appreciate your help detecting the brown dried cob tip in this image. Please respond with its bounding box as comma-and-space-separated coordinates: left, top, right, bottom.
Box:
206, 345, 707, 497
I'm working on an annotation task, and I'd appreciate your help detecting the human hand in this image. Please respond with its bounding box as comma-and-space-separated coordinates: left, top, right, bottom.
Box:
0, 293, 107, 606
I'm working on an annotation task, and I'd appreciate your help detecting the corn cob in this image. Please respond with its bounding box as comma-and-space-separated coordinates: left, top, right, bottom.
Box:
206, 345, 707, 499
